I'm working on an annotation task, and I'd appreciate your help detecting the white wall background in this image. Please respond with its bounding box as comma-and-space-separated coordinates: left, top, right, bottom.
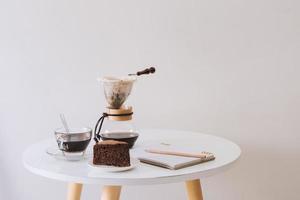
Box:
1, 0, 300, 199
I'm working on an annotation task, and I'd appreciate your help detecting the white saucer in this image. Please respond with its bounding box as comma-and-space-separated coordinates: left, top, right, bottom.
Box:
46, 146, 92, 161
88, 158, 139, 172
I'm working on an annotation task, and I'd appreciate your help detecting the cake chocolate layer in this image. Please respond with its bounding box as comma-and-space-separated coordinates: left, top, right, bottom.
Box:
93, 140, 130, 167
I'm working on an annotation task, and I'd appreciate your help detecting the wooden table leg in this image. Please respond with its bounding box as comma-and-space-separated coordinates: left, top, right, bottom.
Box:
185, 179, 203, 200
101, 186, 122, 200
67, 183, 83, 200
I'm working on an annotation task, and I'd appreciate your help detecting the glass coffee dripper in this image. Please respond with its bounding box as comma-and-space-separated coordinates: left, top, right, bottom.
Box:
100, 76, 136, 109
95, 76, 138, 148
95, 68, 155, 148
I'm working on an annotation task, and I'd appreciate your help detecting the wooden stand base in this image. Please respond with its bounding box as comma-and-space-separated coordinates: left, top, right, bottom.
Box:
185, 179, 203, 200
101, 186, 122, 200
67, 183, 83, 200
67, 179, 202, 200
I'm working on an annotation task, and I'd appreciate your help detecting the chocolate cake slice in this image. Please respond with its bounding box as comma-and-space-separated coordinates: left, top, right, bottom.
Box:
93, 140, 130, 167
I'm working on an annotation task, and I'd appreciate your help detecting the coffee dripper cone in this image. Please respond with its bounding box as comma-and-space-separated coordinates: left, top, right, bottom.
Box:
100, 76, 136, 109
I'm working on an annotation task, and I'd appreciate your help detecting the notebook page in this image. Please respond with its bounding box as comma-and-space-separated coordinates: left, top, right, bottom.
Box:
138, 153, 202, 169
134, 144, 214, 169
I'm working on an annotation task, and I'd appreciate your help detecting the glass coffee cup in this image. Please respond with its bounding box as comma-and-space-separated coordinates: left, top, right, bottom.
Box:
54, 127, 92, 157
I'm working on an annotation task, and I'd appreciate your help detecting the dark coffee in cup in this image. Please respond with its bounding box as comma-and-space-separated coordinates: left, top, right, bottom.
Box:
57, 139, 91, 152
55, 128, 92, 153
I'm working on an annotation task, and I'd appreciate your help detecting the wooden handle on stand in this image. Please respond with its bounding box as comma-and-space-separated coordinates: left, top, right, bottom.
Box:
136, 67, 156, 76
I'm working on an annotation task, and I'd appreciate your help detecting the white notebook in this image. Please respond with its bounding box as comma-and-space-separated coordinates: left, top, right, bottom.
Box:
136, 144, 215, 170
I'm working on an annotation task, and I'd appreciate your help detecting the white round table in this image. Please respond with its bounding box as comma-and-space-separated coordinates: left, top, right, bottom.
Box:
23, 129, 241, 200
